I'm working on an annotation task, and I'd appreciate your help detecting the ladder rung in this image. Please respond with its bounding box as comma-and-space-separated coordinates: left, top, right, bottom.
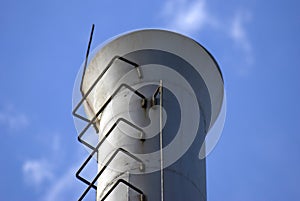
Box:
78, 148, 144, 201
73, 55, 142, 127
77, 83, 146, 151
101, 179, 145, 201
76, 117, 145, 190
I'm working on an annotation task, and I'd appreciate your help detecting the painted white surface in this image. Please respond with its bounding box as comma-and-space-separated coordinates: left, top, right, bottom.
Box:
79, 29, 224, 201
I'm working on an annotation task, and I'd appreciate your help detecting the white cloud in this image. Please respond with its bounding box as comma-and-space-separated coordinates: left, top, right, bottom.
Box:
230, 11, 253, 66
231, 13, 249, 48
21, 139, 81, 200
162, 0, 217, 35
21, 130, 84, 199
22, 159, 54, 187
42, 165, 77, 201
160, 0, 254, 76
0, 105, 29, 131
22, 132, 64, 188
42, 161, 97, 201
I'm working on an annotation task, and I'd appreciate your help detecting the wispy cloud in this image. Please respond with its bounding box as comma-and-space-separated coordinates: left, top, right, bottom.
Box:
160, 0, 254, 76
42, 161, 97, 201
229, 11, 254, 67
162, 0, 217, 35
42, 165, 78, 201
22, 159, 54, 187
22, 133, 64, 190
0, 104, 29, 131
22, 131, 96, 200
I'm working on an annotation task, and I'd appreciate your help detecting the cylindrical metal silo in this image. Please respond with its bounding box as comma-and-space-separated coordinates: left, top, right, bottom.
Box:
73, 28, 224, 201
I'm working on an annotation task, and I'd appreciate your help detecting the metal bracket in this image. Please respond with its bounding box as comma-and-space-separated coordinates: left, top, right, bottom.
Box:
101, 179, 145, 201
151, 85, 163, 106
76, 117, 145, 189
78, 148, 144, 201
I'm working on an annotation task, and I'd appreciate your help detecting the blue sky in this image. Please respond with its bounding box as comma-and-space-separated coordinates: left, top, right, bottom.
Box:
0, 0, 299, 200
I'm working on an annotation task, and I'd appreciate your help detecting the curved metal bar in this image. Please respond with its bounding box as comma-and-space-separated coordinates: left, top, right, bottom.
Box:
77, 83, 146, 150
101, 179, 145, 201
73, 55, 142, 125
76, 117, 145, 189
78, 148, 144, 201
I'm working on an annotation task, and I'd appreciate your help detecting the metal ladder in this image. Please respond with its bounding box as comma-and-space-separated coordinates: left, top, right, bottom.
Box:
73, 24, 146, 201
